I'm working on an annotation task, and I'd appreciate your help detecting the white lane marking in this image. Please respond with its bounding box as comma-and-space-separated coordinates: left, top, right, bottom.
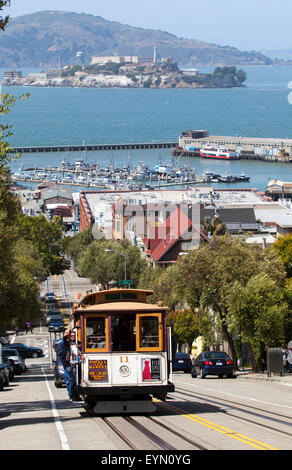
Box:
42, 367, 71, 450
174, 379, 292, 411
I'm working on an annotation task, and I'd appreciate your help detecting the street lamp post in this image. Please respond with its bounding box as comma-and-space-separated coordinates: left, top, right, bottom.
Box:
104, 249, 127, 281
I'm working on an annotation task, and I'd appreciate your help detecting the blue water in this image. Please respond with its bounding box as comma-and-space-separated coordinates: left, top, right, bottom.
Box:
2, 65, 292, 191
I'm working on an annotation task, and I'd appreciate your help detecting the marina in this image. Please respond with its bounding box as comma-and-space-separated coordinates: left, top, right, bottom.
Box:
11, 154, 251, 191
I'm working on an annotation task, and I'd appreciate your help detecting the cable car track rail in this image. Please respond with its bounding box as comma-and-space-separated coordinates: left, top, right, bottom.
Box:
100, 414, 209, 450
102, 417, 139, 450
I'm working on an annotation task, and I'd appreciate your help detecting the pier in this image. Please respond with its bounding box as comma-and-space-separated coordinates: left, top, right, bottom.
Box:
177, 130, 292, 162
11, 141, 178, 154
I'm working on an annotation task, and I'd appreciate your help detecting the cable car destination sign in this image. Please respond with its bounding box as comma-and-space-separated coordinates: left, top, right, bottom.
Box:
88, 359, 108, 382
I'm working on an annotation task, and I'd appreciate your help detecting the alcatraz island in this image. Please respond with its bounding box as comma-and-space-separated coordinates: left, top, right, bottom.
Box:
3, 56, 247, 89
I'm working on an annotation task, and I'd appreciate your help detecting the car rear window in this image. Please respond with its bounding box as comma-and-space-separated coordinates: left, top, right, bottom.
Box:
204, 352, 229, 359
175, 353, 189, 359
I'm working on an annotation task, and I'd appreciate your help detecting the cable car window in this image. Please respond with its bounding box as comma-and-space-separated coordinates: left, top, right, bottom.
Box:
137, 314, 163, 351
86, 317, 107, 350
111, 314, 136, 352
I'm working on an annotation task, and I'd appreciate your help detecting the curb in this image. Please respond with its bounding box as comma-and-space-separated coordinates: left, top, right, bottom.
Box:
236, 372, 292, 385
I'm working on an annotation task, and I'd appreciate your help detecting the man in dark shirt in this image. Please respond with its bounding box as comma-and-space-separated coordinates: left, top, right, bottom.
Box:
57, 330, 76, 401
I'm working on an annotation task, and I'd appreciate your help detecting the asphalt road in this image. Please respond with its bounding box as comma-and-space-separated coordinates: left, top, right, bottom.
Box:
1, 271, 292, 453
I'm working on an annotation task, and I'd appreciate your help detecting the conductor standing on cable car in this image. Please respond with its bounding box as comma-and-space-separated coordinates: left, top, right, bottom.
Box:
57, 330, 80, 402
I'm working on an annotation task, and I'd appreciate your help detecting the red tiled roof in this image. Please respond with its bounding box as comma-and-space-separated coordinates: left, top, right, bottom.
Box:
142, 207, 207, 262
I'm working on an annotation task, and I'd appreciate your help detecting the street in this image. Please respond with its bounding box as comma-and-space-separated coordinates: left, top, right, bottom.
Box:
1, 271, 292, 452
1, 352, 292, 451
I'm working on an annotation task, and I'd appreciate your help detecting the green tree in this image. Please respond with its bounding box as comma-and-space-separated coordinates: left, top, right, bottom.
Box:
17, 215, 70, 276
269, 234, 292, 277
167, 310, 200, 353
227, 273, 288, 369
77, 239, 147, 287
0, 1, 43, 334
202, 216, 226, 236
172, 235, 286, 369
65, 227, 94, 267
0, 1, 10, 31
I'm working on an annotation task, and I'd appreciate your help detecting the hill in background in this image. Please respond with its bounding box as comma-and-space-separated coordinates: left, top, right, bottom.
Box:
0, 10, 272, 68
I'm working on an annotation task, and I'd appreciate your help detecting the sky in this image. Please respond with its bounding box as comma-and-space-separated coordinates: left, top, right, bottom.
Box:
3, 0, 292, 51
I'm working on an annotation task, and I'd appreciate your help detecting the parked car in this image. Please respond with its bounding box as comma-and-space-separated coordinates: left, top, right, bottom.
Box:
0, 363, 10, 388
2, 348, 26, 374
0, 365, 6, 390
54, 356, 65, 388
4, 343, 43, 359
191, 351, 235, 379
48, 318, 65, 333
172, 352, 192, 373
5, 360, 15, 381
44, 292, 57, 303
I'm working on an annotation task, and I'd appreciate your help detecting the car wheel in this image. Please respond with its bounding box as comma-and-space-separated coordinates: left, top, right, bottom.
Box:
226, 373, 236, 378
9, 371, 14, 381
191, 369, 197, 378
218, 375, 223, 378
0, 377, 4, 391
32, 352, 38, 358
200, 368, 206, 379
55, 380, 63, 388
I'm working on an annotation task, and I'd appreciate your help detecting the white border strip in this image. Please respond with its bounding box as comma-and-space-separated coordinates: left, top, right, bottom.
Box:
42, 367, 71, 450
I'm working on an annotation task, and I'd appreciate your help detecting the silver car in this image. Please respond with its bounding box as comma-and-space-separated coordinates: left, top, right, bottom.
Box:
2, 348, 26, 374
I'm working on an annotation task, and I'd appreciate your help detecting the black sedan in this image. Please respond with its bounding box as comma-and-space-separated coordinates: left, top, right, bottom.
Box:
191, 351, 235, 379
172, 352, 192, 373
44, 292, 57, 303
4, 343, 43, 358
48, 319, 65, 333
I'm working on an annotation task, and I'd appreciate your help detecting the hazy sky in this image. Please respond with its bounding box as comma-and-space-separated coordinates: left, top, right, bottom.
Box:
4, 0, 292, 51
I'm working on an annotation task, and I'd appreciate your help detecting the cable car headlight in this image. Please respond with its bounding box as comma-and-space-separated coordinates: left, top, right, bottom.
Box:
119, 365, 130, 377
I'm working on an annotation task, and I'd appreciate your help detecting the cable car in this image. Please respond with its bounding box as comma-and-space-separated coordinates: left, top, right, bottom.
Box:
70, 288, 175, 414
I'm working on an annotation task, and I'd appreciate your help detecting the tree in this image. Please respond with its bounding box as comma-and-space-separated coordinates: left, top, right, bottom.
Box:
0, 1, 10, 31
236, 69, 247, 84
172, 235, 287, 369
65, 228, 94, 267
201, 216, 226, 236
227, 273, 288, 369
17, 215, 70, 276
167, 310, 200, 353
77, 239, 147, 287
0, 1, 43, 334
269, 234, 292, 277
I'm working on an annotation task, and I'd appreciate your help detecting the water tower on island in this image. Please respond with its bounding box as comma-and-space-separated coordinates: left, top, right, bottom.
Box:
76, 51, 85, 66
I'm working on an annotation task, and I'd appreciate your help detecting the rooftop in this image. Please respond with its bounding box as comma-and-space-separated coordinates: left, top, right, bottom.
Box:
82, 187, 272, 210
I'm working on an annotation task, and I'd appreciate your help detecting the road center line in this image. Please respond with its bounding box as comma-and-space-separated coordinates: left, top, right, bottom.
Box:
42, 367, 71, 450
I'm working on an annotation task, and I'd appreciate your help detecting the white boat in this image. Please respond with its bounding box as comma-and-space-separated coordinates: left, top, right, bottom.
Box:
200, 145, 239, 160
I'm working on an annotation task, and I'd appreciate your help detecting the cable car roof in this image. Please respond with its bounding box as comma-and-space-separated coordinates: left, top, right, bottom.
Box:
78, 289, 160, 307
74, 301, 169, 314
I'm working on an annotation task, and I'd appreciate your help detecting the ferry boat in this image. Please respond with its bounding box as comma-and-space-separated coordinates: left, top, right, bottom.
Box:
200, 145, 240, 160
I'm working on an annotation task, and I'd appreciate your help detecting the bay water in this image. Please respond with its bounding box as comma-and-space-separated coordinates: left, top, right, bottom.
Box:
2, 65, 292, 191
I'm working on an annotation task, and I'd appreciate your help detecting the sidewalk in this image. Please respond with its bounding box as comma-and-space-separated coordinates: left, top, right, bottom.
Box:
236, 370, 292, 386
